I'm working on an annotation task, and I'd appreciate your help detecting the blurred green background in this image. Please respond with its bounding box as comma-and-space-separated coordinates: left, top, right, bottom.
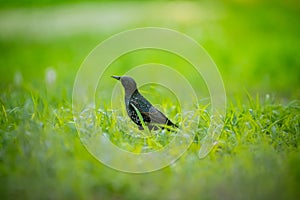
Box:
0, 0, 299, 98
0, 0, 299, 199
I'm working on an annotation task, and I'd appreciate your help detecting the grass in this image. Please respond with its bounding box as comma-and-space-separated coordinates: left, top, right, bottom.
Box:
1, 1, 300, 199
0, 86, 299, 199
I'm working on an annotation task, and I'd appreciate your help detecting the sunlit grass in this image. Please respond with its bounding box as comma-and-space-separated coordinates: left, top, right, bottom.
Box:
0, 84, 299, 199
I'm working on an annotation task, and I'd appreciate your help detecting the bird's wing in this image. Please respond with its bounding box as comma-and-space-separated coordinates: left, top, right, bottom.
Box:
145, 106, 168, 124
130, 91, 167, 125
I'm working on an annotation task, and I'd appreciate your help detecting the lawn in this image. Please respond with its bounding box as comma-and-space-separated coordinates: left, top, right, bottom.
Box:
0, 1, 300, 199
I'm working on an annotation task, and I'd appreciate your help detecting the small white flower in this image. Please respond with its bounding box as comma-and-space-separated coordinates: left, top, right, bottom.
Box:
45, 67, 57, 86
14, 71, 23, 86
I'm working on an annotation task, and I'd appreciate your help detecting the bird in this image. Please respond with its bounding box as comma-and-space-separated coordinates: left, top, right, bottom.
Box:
111, 75, 178, 131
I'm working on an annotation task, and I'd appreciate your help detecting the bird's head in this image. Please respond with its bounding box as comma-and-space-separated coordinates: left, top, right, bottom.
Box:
112, 75, 137, 94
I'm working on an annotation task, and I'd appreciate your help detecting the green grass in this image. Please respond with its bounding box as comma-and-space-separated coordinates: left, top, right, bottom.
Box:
0, 1, 300, 199
1, 87, 299, 199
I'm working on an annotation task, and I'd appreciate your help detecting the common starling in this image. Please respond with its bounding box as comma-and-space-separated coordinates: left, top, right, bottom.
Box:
112, 75, 178, 130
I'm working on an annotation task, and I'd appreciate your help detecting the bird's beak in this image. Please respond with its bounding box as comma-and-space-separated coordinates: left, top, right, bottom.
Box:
111, 75, 121, 80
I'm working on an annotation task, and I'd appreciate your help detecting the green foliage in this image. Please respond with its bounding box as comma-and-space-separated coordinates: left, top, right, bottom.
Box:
0, 1, 300, 199
0, 84, 299, 199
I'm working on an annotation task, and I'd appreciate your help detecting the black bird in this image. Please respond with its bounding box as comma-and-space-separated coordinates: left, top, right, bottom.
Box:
112, 75, 178, 130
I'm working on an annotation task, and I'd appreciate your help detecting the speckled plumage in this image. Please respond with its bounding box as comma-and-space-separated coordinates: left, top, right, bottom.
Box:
112, 75, 177, 130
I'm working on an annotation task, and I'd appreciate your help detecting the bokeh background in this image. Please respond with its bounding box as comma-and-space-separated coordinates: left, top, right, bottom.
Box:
0, 0, 299, 199
1, 0, 299, 98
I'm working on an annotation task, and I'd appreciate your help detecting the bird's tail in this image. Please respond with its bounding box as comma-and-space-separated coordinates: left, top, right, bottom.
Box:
166, 119, 178, 130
